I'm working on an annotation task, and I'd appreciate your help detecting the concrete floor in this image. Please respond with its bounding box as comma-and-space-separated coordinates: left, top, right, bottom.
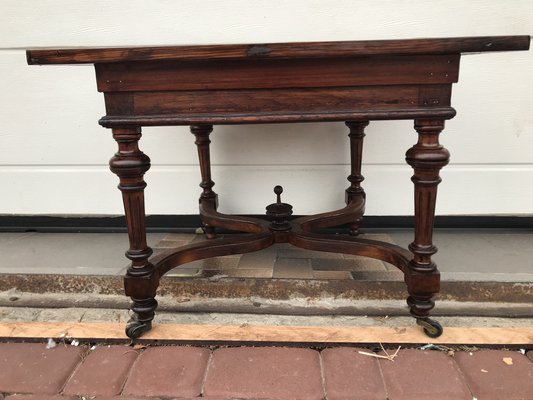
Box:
0, 229, 531, 282
1, 305, 532, 328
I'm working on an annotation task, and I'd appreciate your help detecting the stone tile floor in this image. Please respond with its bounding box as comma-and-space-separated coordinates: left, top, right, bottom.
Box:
159, 233, 402, 281
0, 342, 531, 399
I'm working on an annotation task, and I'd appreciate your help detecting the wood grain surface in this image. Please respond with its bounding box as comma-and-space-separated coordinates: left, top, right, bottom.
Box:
27, 36, 529, 64
0, 322, 531, 345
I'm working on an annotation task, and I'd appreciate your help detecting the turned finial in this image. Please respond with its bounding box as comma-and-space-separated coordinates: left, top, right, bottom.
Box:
266, 185, 293, 231
274, 185, 283, 203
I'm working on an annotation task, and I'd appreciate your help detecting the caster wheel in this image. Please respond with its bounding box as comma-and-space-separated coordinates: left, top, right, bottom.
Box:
416, 318, 443, 338
202, 226, 216, 240
125, 319, 152, 339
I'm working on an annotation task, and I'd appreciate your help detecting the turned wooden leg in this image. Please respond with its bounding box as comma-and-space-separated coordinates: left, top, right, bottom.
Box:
109, 127, 158, 339
191, 125, 218, 239
405, 119, 450, 338
345, 121, 368, 235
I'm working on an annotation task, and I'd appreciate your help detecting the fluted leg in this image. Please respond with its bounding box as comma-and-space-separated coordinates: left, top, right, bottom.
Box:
405, 119, 450, 338
191, 125, 218, 239
345, 121, 368, 235
109, 127, 158, 339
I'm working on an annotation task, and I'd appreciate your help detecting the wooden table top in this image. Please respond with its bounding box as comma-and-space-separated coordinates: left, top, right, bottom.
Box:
27, 36, 530, 65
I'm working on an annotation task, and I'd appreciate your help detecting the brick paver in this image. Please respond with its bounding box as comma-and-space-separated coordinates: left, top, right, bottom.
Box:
92, 398, 230, 400
204, 346, 323, 400
123, 346, 210, 397
62, 345, 139, 396
0, 343, 83, 394
94, 396, 233, 400
87, 397, 156, 400
5, 396, 76, 399
379, 349, 472, 400
454, 349, 533, 400
321, 347, 387, 400
1, 341, 532, 399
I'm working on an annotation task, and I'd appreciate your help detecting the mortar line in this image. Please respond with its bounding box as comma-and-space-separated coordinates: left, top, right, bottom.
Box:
318, 349, 328, 400
200, 348, 214, 396
375, 351, 390, 400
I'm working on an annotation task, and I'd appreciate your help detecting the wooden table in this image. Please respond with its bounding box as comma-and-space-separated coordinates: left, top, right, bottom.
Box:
27, 36, 530, 339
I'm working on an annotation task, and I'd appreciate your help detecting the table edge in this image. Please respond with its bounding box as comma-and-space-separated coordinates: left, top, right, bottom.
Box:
26, 36, 530, 65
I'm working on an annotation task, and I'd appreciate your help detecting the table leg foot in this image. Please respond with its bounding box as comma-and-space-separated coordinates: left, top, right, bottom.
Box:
349, 220, 362, 236
126, 317, 152, 339
416, 317, 443, 338
125, 297, 157, 339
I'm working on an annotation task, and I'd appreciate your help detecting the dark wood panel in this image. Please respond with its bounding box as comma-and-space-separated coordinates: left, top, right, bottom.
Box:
418, 85, 452, 108
95, 55, 459, 92
128, 86, 426, 115
104, 93, 133, 115
27, 35, 530, 64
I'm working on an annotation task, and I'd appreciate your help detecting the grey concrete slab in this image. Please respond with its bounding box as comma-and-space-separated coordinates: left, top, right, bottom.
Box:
0, 306, 40, 321
386, 228, 533, 274
0, 266, 124, 276
0, 232, 37, 244
0, 232, 165, 275
35, 307, 86, 322
2, 305, 532, 328
80, 308, 130, 323
442, 272, 533, 282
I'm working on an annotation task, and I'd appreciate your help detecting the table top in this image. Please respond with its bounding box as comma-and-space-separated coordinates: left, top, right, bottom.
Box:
27, 36, 530, 65
26, 35, 530, 127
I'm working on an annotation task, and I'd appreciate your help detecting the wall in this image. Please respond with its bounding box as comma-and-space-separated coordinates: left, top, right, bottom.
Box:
0, 0, 532, 217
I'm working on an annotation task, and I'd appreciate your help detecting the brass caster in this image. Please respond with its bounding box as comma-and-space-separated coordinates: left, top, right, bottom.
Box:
125, 318, 152, 339
416, 317, 443, 338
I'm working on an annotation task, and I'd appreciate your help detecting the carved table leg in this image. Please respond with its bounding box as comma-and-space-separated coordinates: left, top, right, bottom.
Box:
405, 119, 450, 338
109, 127, 158, 339
345, 121, 369, 235
191, 125, 218, 239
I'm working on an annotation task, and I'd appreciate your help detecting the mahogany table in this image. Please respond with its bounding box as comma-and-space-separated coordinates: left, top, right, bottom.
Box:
27, 36, 530, 339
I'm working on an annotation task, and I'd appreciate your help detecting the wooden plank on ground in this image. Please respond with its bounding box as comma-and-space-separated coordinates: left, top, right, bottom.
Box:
0, 322, 531, 345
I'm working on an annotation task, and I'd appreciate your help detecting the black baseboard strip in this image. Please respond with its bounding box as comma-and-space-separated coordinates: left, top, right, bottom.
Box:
0, 214, 532, 233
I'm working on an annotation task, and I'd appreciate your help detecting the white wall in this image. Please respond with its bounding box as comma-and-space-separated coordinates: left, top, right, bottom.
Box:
0, 0, 532, 216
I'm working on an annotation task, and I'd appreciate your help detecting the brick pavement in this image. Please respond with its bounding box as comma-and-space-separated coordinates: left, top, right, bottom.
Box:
0, 342, 531, 399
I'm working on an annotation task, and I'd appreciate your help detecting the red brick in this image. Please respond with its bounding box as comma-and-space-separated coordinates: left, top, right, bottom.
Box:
5, 396, 76, 400
62, 345, 139, 396
123, 346, 210, 397
454, 349, 533, 400
527, 350, 533, 363
204, 346, 323, 400
379, 349, 471, 400
321, 347, 387, 400
91, 398, 227, 400
93, 398, 228, 400
0, 342, 83, 394
88, 397, 153, 400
